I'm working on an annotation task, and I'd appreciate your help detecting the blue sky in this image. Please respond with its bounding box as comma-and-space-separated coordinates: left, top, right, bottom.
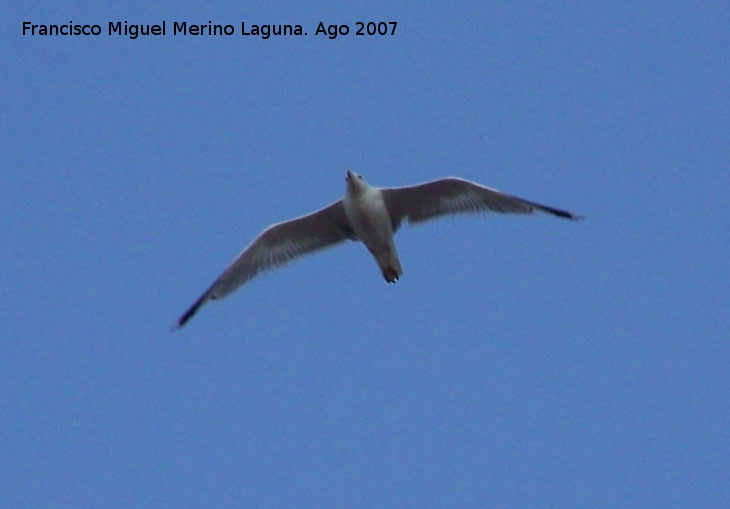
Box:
3, 1, 729, 507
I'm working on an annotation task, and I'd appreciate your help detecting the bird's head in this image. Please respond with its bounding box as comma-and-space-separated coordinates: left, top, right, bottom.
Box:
345, 170, 369, 196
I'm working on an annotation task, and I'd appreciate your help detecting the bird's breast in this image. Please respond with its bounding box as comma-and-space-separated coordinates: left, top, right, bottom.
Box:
344, 190, 393, 247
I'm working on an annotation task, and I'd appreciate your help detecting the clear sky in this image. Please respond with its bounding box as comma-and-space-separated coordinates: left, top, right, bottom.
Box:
3, 1, 729, 507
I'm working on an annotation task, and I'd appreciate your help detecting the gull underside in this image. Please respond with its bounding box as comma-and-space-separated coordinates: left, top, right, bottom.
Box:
175, 170, 580, 328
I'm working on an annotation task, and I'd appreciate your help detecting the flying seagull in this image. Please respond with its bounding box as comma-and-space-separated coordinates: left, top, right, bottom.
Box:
175, 171, 580, 328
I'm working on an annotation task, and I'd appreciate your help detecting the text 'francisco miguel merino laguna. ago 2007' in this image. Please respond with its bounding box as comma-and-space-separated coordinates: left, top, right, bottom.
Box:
22, 21, 398, 40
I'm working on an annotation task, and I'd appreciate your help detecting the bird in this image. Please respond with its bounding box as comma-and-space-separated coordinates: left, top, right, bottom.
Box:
174, 170, 581, 328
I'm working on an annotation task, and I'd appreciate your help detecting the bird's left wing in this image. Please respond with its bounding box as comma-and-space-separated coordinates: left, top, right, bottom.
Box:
175, 200, 353, 328
381, 177, 580, 231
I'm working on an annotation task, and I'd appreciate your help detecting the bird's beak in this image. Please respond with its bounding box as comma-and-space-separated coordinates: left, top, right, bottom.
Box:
346, 169, 353, 180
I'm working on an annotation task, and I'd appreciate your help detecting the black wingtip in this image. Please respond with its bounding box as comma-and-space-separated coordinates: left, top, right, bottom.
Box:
172, 292, 209, 331
177, 304, 199, 328
534, 203, 584, 220
554, 209, 584, 220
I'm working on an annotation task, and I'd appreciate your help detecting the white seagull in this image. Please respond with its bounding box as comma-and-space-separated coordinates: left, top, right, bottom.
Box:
175, 170, 580, 328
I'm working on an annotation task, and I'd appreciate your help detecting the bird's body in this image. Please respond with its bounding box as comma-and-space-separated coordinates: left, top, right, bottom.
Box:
175, 170, 580, 328
343, 172, 403, 282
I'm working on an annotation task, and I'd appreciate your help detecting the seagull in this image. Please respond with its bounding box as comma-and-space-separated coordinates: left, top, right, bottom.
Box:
175, 170, 580, 328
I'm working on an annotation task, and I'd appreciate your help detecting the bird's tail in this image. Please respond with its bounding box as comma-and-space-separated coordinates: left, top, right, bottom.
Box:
375, 250, 403, 283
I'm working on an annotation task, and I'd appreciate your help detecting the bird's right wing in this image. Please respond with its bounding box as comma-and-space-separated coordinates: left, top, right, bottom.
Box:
381, 178, 580, 231
175, 200, 354, 328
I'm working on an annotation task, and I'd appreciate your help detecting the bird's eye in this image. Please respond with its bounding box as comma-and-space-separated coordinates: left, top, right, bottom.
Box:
358, 175, 363, 180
